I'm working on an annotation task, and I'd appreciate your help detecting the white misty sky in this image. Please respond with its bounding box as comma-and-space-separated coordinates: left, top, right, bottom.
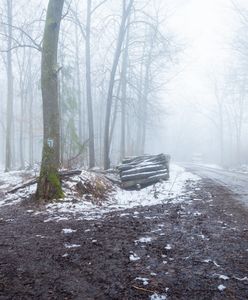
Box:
149, 0, 241, 158
165, 0, 236, 104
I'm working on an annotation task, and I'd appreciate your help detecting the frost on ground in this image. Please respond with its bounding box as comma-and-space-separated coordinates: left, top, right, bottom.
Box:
129, 253, 140, 261
136, 237, 153, 243
135, 277, 149, 286
62, 228, 77, 234
1, 169, 248, 299
45, 164, 200, 220
0, 170, 36, 207
150, 293, 167, 300
0, 165, 200, 221
0, 170, 34, 189
64, 243, 81, 249
218, 284, 226, 291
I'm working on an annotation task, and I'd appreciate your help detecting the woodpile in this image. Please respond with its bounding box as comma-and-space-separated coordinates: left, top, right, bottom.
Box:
117, 153, 170, 189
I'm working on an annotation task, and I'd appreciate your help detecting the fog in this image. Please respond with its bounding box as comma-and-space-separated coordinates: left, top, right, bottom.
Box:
0, 0, 248, 172
2, 2, 248, 295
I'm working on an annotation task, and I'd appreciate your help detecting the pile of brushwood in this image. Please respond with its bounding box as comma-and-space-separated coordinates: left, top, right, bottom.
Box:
75, 171, 114, 205
117, 153, 170, 189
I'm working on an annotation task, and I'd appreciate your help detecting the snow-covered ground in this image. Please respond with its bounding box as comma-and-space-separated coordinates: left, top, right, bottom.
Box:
182, 163, 248, 208
0, 170, 33, 190
0, 170, 36, 207
0, 165, 200, 221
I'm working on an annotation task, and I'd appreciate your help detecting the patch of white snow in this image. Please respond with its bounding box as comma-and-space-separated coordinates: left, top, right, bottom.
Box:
218, 285, 226, 291
129, 253, 140, 261
62, 228, 77, 234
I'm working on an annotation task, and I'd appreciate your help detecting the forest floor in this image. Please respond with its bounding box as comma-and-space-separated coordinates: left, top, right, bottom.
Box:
0, 170, 248, 299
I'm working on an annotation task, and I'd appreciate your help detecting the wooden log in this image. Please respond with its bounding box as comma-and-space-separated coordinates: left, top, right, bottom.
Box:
119, 153, 169, 167
7, 178, 38, 194
121, 153, 168, 165
121, 170, 168, 182
118, 162, 166, 172
121, 164, 166, 176
118, 157, 169, 172
122, 173, 169, 189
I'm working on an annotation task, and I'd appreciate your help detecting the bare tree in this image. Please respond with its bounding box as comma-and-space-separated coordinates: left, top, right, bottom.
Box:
103, 0, 134, 169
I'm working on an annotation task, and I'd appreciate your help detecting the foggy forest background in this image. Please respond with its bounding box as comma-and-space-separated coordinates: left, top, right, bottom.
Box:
0, 0, 248, 173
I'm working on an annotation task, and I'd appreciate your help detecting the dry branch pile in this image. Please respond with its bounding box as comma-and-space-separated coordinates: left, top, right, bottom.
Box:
75, 171, 115, 205
117, 153, 170, 189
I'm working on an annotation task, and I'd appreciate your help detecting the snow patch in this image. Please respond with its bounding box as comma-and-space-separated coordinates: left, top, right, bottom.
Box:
218, 285, 226, 291
165, 244, 172, 250
64, 243, 81, 249
203, 259, 220, 267
234, 276, 248, 281
136, 237, 152, 243
62, 228, 77, 234
193, 211, 202, 216
218, 275, 229, 280
36, 235, 46, 239
129, 253, 140, 261
135, 277, 149, 286
150, 293, 167, 300
0, 165, 201, 223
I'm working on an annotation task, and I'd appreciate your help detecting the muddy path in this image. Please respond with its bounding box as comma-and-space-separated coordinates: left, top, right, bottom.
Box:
0, 178, 248, 299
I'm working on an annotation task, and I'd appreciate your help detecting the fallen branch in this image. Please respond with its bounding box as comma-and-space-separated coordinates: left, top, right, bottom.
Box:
8, 178, 38, 194
8, 169, 82, 194
132, 285, 156, 294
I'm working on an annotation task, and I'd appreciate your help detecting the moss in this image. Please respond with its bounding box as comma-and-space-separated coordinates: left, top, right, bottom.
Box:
47, 171, 64, 199
36, 144, 64, 201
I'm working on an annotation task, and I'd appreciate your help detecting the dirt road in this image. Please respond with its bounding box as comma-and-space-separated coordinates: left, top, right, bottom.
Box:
0, 178, 248, 299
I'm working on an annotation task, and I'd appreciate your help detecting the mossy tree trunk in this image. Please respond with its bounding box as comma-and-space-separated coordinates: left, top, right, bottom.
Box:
36, 0, 65, 200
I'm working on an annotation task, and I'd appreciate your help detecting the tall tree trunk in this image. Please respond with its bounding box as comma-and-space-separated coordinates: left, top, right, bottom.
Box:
136, 59, 144, 155
75, 22, 83, 145
36, 0, 65, 200
59, 39, 65, 167
139, 26, 157, 155
103, 0, 133, 169
5, 0, 13, 172
28, 61, 34, 168
120, 23, 130, 161
140, 62, 150, 154
85, 0, 95, 168
19, 85, 25, 169
218, 104, 224, 166
16, 49, 25, 169
109, 79, 121, 147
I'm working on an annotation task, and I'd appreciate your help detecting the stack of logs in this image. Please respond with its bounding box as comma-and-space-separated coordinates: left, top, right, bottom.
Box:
117, 153, 170, 189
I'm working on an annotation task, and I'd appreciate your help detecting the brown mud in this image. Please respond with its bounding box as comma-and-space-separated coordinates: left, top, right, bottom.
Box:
0, 178, 248, 299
